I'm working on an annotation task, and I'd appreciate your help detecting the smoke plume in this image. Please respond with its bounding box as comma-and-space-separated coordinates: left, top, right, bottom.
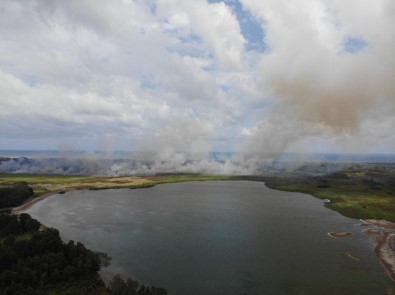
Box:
240, 0, 395, 157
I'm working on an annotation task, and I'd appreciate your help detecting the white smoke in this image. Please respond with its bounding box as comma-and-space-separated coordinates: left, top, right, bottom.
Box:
240, 0, 395, 156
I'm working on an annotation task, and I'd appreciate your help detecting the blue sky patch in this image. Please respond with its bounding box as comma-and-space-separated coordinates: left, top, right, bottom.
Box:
21, 74, 38, 87
179, 33, 203, 44
342, 36, 369, 54
208, 0, 267, 52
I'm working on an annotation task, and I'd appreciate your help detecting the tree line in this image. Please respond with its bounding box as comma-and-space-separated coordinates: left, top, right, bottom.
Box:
0, 213, 167, 295
0, 182, 34, 209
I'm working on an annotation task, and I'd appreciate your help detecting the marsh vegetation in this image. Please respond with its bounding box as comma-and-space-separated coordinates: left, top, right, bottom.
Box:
265, 163, 395, 222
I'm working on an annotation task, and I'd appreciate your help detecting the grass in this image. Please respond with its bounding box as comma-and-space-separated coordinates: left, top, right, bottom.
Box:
269, 182, 395, 223
0, 174, 92, 184
0, 173, 235, 198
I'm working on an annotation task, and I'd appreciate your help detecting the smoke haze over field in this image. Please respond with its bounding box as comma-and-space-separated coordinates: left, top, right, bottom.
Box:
1, 0, 394, 167
0, 155, 257, 176
1, 151, 394, 176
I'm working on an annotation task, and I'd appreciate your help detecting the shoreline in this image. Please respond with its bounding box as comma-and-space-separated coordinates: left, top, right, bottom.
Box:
328, 220, 395, 282
12, 191, 62, 215
10, 181, 395, 284
361, 219, 395, 283
362, 219, 395, 229
374, 233, 395, 282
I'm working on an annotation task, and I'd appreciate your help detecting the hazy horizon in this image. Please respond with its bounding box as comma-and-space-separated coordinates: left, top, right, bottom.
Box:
2, 149, 395, 176
2, 149, 395, 156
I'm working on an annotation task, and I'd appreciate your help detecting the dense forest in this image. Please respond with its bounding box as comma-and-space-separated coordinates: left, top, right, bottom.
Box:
0, 182, 34, 209
0, 213, 104, 294
0, 213, 167, 295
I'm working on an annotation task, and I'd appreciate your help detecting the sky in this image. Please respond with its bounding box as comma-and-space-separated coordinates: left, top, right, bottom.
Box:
1, 0, 394, 158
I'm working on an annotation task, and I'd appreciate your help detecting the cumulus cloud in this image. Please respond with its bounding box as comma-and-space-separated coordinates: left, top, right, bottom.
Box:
0, 0, 255, 150
157, 0, 245, 68
0, 0, 394, 171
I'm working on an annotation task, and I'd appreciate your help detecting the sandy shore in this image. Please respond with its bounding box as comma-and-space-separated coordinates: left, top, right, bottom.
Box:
360, 219, 395, 283
11, 192, 59, 215
363, 219, 395, 229
374, 232, 395, 282
328, 219, 395, 282
11, 176, 153, 215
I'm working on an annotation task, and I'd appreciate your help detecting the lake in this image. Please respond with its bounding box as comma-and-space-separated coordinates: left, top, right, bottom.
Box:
26, 181, 394, 294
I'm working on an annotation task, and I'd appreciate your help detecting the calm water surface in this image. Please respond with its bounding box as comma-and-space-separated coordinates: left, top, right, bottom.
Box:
26, 181, 394, 294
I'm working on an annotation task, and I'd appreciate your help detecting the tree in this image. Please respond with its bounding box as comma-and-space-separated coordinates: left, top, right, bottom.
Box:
108, 274, 127, 294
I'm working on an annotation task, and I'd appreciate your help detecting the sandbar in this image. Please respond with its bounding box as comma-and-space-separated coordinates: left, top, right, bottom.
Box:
363, 219, 395, 229
374, 232, 395, 282
328, 231, 352, 238
361, 219, 395, 282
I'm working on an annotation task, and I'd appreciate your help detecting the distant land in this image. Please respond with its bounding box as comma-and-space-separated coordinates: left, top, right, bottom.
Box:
1, 150, 395, 163
2, 150, 395, 178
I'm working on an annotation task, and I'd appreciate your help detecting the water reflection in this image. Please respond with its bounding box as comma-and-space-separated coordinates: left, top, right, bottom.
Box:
26, 181, 394, 294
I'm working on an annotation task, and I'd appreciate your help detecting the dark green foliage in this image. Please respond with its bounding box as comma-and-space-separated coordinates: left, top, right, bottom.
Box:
0, 214, 167, 294
0, 214, 103, 294
327, 172, 349, 179
0, 182, 34, 209
316, 177, 329, 188
108, 274, 137, 295
108, 275, 167, 295
97, 251, 113, 267
0, 214, 39, 236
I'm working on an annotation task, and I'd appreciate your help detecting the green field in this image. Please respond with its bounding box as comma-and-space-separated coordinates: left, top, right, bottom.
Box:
0, 174, 92, 184
1, 168, 394, 223
266, 172, 395, 223
270, 184, 395, 222
0, 173, 235, 198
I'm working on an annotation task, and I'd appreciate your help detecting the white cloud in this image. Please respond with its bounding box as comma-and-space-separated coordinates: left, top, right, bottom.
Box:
0, 0, 394, 157
157, 0, 245, 69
